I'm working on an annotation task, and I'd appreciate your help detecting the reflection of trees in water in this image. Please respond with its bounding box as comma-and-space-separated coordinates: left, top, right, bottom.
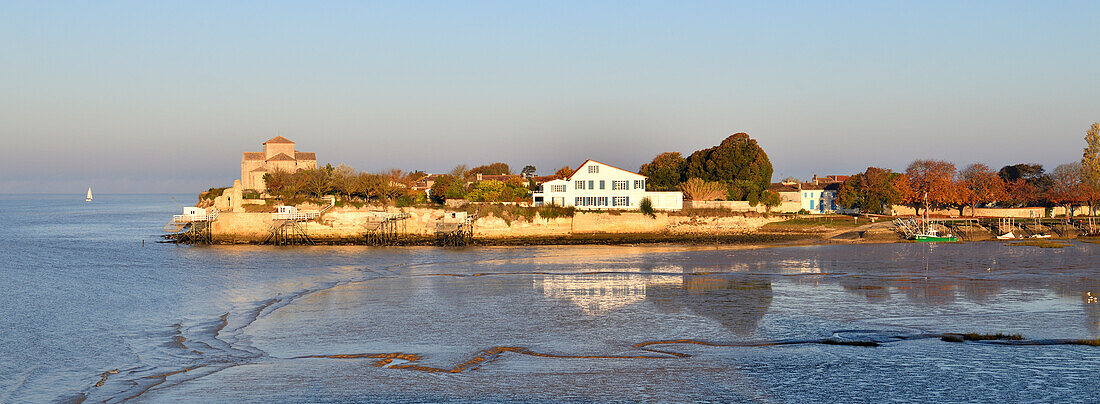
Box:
836, 275, 1002, 307
646, 275, 772, 335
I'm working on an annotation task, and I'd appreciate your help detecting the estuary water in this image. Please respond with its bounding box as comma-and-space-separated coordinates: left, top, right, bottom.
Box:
1, 194, 1099, 403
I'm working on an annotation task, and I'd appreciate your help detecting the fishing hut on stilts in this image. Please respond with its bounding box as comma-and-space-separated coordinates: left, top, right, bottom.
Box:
435, 212, 476, 246
265, 196, 334, 246
163, 207, 219, 244
362, 211, 411, 245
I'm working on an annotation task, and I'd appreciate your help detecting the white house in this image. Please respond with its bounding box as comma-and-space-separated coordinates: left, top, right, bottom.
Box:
532, 159, 683, 211
799, 183, 841, 214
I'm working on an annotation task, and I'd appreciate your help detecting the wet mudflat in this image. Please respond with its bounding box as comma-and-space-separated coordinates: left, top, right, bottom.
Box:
1, 195, 1098, 402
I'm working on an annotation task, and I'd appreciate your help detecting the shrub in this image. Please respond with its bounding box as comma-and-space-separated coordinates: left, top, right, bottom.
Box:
199, 187, 228, 201
639, 198, 656, 218
679, 178, 726, 201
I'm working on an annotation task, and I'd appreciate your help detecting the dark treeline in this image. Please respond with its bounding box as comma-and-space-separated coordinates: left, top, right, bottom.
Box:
638, 133, 778, 205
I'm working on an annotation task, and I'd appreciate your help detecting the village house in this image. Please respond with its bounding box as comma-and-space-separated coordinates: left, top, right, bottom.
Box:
768, 182, 801, 203
532, 159, 683, 211
800, 182, 841, 214
240, 136, 317, 191
794, 175, 852, 214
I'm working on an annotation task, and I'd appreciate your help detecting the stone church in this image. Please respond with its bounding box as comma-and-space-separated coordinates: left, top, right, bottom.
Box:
241, 136, 317, 191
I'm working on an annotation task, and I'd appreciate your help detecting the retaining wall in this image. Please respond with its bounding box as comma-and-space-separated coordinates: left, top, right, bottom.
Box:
205, 206, 784, 242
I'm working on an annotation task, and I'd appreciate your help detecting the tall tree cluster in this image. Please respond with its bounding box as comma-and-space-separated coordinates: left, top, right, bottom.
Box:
638, 133, 773, 201
264, 164, 415, 202
836, 167, 910, 214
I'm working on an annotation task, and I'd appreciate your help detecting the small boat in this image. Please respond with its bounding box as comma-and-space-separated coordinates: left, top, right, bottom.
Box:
912, 193, 958, 242
85, 188, 93, 202
996, 232, 1016, 240
1029, 234, 1051, 239
914, 227, 959, 242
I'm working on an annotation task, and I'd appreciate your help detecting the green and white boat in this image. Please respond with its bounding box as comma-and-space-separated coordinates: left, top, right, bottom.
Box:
912, 193, 957, 242
914, 227, 958, 242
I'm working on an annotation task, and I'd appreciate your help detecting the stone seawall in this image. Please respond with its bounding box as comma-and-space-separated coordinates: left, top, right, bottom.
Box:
205, 207, 785, 243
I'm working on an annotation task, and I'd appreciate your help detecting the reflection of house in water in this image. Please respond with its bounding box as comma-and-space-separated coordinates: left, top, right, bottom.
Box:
536, 273, 773, 335
647, 275, 773, 335
777, 258, 823, 274
536, 274, 681, 315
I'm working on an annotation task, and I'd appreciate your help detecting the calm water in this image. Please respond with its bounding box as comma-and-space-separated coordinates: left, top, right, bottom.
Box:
2, 194, 1099, 403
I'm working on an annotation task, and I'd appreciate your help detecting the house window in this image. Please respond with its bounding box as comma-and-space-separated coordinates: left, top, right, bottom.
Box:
575, 197, 582, 206
576, 180, 585, 190
599, 180, 606, 190
588, 165, 599, 174
588, 180, 594, 190
598, 197, 608, 206
809, 200, 814, 210
634, 180, 644, 189
613, 196, 629, 207
551, 184, 565, 193
613, 181, 629, 190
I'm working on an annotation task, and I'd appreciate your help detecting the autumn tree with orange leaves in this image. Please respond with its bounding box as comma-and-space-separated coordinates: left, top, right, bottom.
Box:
958, 163, 1006, 216
905, 160, 959, 215
1049, 162, 1084, 216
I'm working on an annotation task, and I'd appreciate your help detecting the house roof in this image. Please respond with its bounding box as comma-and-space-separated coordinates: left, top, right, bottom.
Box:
263, 135, 295, 144
567, 159, 645, 181
266, 153, 296, 162
768, 183, 799, 193
243, 152, 265, 161
801, 183, 841, 191
250, 167, 268, 172
294, 151, 316, 160
475, 174, 521, 182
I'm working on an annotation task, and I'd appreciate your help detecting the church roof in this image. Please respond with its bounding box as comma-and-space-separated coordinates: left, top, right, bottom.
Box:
294, 152, 316, 160
243, 152, 265, 161
266, 153, 296, 162
263, 135, 295, 144
251, 167, 268, 172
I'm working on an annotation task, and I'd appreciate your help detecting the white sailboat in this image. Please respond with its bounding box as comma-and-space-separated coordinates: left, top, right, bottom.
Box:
85, 188, 93, 202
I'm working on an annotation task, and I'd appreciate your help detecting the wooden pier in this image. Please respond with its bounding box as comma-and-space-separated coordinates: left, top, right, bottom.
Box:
435, 212, 476, 246
892, 216, 1098, 240
363, 212, 411, 246
162, 208, 219, 244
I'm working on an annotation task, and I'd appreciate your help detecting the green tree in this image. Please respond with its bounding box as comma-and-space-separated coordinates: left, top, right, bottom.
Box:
467, 180, 507, 202
467, 162, 512, 176
760, 190, 781, 212
521, 165, 537, 177
998, 163, 1053, 206
684, 133, 773, 201
837, 167, 911, 214
639, 197, 656, 218
429, 175, 467, 203
638, 152, 686, 190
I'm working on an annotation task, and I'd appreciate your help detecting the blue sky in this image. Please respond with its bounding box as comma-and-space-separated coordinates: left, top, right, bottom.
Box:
1, 1, 1098, 193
